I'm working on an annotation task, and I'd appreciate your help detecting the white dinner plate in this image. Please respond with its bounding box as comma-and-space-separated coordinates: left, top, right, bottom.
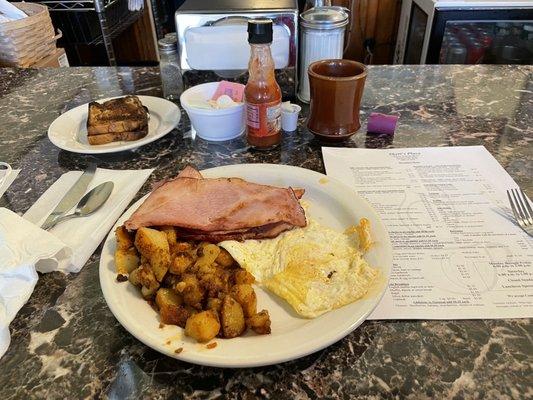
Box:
99, 164, 392, 367
48, 95, 181, 154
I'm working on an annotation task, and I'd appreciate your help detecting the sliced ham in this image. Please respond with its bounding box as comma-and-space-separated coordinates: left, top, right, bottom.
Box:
293, 188, 305, 199
178, 165, 203, 179
124, 166, 307, 241
151, 165, 203, 191
173, 222, 295, 242
172, 166, 305, 198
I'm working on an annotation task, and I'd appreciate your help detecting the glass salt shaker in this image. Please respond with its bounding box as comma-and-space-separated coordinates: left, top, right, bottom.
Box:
158, 36, 183, 101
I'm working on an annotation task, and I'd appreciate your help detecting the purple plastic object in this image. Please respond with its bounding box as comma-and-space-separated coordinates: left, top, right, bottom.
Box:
367, 113, 399, 135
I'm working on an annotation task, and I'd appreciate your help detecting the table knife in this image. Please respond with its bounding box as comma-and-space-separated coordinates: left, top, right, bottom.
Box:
40, 163, 97, 230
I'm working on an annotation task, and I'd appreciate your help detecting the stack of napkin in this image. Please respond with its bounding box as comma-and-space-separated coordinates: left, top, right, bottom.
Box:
0, 167, 153, 358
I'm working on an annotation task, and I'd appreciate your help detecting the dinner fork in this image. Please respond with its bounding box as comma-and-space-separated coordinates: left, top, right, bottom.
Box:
507, 188, 533, 237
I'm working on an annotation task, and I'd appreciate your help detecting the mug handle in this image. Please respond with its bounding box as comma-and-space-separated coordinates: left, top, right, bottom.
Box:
0, 162, 12, 189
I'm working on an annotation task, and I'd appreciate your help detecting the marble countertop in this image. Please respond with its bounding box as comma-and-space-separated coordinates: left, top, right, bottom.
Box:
0, 65, 531, 399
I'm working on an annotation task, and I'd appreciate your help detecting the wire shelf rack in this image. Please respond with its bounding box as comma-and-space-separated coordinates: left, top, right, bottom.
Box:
38, 0, 103, 12
87, 10, 142, 45
36, 0, 142, 65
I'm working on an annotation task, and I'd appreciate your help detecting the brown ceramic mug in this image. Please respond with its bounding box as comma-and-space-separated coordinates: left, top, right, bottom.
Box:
307, 59, 368, 141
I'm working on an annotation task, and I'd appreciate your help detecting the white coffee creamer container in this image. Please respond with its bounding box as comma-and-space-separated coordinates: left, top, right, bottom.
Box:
298, 6, 349, 103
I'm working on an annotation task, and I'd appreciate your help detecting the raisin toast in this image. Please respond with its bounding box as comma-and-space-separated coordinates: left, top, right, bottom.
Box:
87, 96, 148, 144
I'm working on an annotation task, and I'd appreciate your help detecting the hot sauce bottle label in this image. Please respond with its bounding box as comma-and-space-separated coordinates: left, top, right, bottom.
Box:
246, 100, 281, 137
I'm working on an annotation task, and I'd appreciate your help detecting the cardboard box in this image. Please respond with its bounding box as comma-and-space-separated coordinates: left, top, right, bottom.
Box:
31, 48, 69, 67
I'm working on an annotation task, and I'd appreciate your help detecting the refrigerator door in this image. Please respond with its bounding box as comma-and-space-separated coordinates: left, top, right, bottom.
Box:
427, 8, 533, 64
439, 20, 533, 64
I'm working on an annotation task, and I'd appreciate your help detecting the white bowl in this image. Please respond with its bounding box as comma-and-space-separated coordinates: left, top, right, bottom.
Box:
180, 82, 245, 141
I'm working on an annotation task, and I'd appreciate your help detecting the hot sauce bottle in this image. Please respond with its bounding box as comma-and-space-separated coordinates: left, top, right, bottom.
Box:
245, 19, 282, 149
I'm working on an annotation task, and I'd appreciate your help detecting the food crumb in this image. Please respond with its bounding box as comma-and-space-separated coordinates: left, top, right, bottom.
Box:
319, 177, 329, 184
165, 340, 171, 345
159, 323, 165, 329
174, 347, 183, 354
116, 274, 128, 282
206, 342, 217, 349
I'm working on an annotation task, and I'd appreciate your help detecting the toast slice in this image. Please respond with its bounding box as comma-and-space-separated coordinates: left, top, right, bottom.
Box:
87, 128, 148, 145
88, 119, 147, 135
87, 95, 148, 135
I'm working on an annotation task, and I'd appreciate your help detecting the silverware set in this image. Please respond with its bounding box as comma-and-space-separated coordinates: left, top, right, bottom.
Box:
40, 163, 114, 230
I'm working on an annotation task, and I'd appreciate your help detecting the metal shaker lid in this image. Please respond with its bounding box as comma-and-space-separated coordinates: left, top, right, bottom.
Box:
158, 36, 177, 53
164, 32, 177, 41
300, 6, 349, 30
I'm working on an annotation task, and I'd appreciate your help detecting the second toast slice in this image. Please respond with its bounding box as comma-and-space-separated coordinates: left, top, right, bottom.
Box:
87, 128, 148, 145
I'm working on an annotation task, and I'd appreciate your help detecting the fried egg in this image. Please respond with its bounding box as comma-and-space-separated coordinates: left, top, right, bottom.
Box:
220, 214, 379, 318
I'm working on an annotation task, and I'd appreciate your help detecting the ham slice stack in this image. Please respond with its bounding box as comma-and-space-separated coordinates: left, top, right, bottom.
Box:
125, 166, 307, 242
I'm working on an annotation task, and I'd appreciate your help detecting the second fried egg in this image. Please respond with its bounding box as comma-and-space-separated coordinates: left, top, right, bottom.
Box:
220, 216, 379, 318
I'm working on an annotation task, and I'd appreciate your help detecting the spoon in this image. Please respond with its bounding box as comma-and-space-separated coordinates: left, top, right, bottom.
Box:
46, 181, 114, 230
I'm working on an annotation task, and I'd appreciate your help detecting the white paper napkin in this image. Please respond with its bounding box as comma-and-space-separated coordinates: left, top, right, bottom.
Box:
23, 168, 153, 272
0, 167, 153, 359
0, 208, 69, 358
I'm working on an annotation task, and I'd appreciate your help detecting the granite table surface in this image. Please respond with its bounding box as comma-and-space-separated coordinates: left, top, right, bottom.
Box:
0, 65, 531, 400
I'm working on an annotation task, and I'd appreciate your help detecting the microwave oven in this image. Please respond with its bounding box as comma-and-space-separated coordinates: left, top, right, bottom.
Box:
394, 0, 533, 64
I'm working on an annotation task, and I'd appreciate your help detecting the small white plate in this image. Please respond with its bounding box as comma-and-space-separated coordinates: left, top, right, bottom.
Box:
99, 164, 393, 368
48, 95, 181, 154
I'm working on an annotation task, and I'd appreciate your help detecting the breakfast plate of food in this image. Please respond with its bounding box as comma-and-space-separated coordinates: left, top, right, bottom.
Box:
99, 164, 392, 367
48, 95, 180, 154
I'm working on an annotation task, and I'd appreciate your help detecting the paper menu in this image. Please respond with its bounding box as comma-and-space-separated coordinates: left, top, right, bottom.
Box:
323, 146, 533, 320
